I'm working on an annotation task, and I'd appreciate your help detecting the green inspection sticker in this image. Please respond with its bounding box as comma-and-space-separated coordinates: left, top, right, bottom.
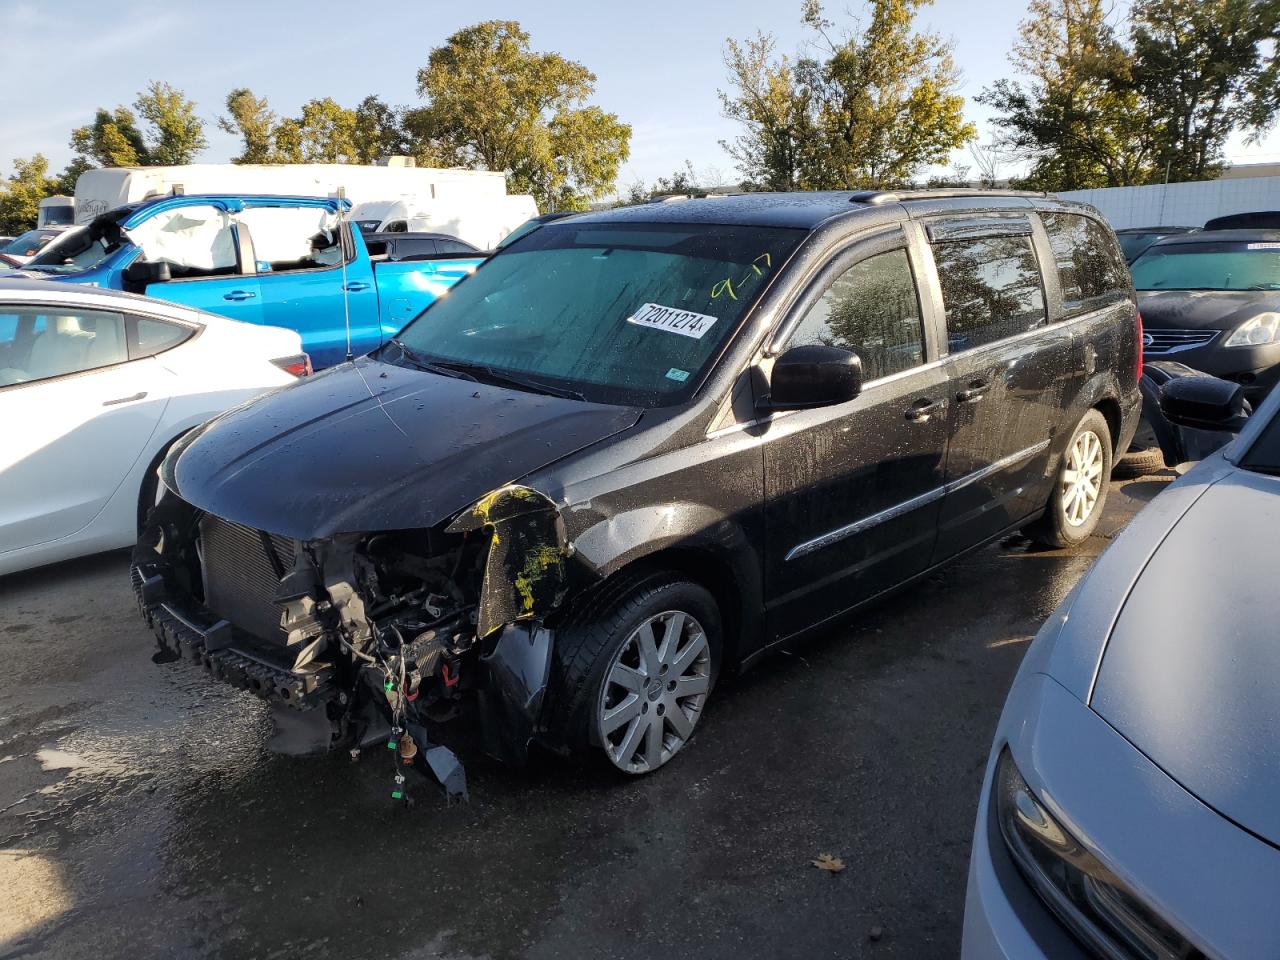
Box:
666, 368, 690, 382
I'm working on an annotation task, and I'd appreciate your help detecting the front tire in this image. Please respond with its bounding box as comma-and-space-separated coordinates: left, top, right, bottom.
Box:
1028, 409, 1113, 548
547, 576, 721, 774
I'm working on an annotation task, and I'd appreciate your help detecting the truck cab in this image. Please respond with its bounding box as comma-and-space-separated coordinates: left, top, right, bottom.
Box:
19, 194, 484, 369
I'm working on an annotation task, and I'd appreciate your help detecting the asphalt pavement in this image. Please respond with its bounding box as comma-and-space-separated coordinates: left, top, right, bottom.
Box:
0, 475, 1173, 960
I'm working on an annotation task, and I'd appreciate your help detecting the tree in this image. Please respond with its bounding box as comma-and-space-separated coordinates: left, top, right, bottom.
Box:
54, 157, 93, 196
70, 83, 206, 170
0, 155, 59, 234
1130, 0, 1276, 181
720, 1, 976, 191
219, 88, 277, 163
70, 107, 148, 166
407, 20, 631, 209
979, 0, 1156, 190
352, 95, 408, 164
134, 81, 207, 165
292, 97, 359, 162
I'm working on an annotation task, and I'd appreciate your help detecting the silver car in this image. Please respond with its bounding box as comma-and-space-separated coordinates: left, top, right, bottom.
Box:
963, 373, 1280, 958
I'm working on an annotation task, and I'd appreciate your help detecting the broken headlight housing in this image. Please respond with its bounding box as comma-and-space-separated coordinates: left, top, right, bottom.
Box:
994, 749, 1201, 960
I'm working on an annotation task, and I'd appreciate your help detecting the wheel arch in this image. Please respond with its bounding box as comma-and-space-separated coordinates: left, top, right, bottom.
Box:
562, 529, 764, 671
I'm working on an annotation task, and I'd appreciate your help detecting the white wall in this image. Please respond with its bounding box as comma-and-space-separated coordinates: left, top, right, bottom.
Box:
1057, 176, 1280, 229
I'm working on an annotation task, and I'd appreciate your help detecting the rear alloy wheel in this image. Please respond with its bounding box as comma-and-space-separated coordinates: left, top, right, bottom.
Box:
1028, 408, 1113, 548
597, 609, 712, 774
1062, 429, 1105, 528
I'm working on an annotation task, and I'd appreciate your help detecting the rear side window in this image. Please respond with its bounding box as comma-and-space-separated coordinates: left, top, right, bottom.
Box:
131, 316, 193, 357
0, 307, 128, 387
394, 238, 438, 260
1041, 213, 1129, 315
786, 248, 924, 381
932, 235, 1046, 352
436, 238, 477, 254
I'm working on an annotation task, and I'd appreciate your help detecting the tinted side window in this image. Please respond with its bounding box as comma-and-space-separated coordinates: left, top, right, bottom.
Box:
436, 239, 476, 254
394, 238, 438, 260
1041, 213, 1129, 315
132, 316, 193, 358
932, 235, 1046, 351
787, 248, 924, 381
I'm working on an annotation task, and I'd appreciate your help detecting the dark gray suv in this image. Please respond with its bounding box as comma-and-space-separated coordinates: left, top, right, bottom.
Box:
132, 189, 1142, 796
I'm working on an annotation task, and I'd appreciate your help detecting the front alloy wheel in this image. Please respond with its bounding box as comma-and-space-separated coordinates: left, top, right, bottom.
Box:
598, 610, 711, 774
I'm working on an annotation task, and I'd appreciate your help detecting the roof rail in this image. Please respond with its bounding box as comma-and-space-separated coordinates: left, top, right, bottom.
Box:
849, 188, 1048, 205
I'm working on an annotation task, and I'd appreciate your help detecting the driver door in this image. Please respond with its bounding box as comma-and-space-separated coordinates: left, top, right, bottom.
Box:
131, 204, 263, 325
762, 230, 951, 640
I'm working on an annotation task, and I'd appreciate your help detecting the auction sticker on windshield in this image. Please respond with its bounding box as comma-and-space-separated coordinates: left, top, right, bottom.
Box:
626, 303, 718, 340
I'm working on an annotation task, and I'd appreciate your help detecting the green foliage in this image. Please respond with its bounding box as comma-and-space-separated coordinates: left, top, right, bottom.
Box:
71, 107, 148, 167
407, 20, 631, 209
720, 1, 976, 190
983, 0, 1280, 190
1130, 0, 1274, 181
0, 155, 60, 234
219, 90, 407, 165
135, 81, 208, 165
70, 84, 206, 170
219, 88, 277, 163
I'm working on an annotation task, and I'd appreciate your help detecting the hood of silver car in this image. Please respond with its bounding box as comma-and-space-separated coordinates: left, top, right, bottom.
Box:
1091, 467, 1280, 847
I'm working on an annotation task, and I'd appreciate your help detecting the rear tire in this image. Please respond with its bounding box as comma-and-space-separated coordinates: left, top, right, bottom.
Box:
545, 574, 721, 775
1113, 415, 1164, 478
1027, 409, 1113, 548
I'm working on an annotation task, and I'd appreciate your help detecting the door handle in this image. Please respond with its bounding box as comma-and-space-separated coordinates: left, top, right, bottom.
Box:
223, 290, 257, 301
957, 379, 992, 403
344, 281, 371, 292
905, 397, 947, 422
103, 391, 147, 406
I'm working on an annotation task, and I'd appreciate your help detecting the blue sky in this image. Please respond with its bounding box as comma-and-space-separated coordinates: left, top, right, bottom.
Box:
3, 0, 1278, 190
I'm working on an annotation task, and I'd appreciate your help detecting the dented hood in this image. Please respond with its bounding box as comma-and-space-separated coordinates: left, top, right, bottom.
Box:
165, 356, 641, 539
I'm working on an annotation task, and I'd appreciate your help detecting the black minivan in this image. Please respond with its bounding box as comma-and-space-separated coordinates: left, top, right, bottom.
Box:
133, 189, 1142, 791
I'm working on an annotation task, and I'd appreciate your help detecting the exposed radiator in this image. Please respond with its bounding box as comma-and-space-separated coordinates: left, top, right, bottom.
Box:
199, 514, 296, 645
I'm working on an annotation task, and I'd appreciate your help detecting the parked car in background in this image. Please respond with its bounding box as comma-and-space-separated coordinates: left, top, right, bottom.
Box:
962, 371, 1280, 960
1204, 210, 1280, 230
363, 231, 480, 261
13, 194, 485, 369
0, 279, 309, 576
1, 227, 66, 265
1130, 229, 1280, 404
1113, 225, 1198, 263
132, 189, 1141, 796
492, 210, 581, 250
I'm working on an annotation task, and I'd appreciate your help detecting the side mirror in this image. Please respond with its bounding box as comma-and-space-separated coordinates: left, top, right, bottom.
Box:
765, 344, 863, 410
1159, 375, 1250, 432
123, 260, 172, 285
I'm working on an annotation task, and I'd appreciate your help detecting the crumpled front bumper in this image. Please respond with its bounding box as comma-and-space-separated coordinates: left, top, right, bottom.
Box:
131, 563, 335, 709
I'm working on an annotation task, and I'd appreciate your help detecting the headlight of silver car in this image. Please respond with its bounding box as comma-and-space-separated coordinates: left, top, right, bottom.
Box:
995, 749, 1199, 960
1224, 312, 1280, 347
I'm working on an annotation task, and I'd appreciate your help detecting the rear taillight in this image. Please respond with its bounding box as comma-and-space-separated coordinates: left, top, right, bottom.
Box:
272, 353, 312, 378
1135, 311, 1144, 380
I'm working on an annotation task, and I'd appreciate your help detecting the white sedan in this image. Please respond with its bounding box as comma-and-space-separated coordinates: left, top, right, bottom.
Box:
0, 279, 309, 576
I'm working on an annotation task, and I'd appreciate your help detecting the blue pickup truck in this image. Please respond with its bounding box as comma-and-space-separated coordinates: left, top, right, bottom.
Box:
13, 194, 483, 368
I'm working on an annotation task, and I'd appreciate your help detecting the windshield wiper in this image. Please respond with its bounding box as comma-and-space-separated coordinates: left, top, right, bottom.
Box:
388, 339, 479, 382
422, 358, 586, 401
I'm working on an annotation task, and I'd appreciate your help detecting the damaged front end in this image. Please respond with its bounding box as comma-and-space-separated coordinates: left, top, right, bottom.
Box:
131, 485, 571, 801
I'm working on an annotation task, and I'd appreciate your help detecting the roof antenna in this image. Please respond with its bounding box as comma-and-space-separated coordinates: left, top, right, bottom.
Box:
338, 186, 354, 363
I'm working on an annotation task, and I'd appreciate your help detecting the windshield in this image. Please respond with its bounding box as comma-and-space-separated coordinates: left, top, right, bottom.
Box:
1241, 405, 1280, 472
1131, 240, 1280, 291
25, 226, 120, 274
392, 221, 805, 406
2, 230, 55, 256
